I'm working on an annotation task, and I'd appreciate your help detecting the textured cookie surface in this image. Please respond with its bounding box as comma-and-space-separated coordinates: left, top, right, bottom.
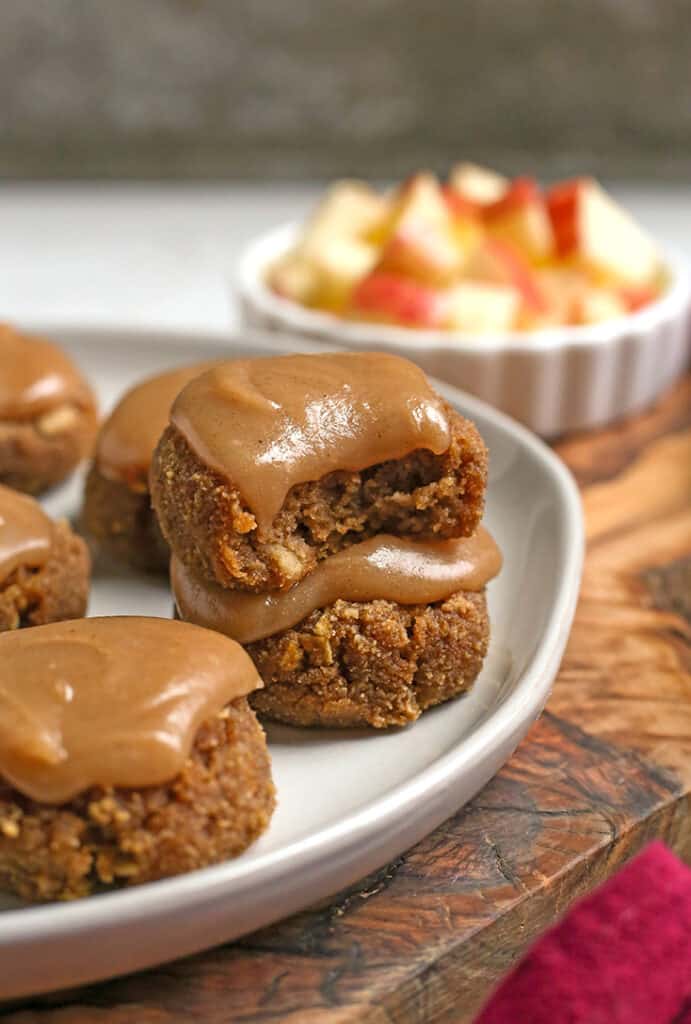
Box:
0, 519, 90, 632
0, 699, 274, 901
83, 464, 169, 573
0, 414, 97, 495
248, 589, 489, 728
0, 325, 98, 495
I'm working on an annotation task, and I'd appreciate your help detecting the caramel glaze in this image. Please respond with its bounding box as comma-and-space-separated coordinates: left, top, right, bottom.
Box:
96, 361, 218, 490
0, 324, 95, 421
172, 526, 502, 644
0, 484, 55, 584
169, 353, 452, 533
0, 616, 263, 803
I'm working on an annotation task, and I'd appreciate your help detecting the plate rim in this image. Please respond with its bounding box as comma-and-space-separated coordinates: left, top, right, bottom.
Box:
0, 324, 584, 988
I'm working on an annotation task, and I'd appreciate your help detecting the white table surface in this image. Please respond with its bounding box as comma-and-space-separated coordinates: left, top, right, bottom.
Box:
1, 183, 689, 331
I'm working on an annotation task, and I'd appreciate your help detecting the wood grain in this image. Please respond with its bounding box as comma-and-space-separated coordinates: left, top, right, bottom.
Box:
3, 376, 690, 1024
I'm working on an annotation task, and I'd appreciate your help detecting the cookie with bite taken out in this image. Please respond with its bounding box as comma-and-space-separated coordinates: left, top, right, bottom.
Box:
151, 352, 488, 594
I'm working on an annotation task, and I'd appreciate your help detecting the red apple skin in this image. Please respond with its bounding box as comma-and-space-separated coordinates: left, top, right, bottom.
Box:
619, 284, 658, 312
547, 178, 660, 286
484, 177, 541, 220
441, 186, 480, 219
350, 272, 442, 327
546, 179, 585, 256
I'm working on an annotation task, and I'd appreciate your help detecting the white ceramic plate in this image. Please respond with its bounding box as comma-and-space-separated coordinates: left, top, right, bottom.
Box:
0, 325, 584, 1000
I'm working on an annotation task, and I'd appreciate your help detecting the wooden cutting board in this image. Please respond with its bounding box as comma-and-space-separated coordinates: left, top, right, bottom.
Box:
4, 376, 690, 1024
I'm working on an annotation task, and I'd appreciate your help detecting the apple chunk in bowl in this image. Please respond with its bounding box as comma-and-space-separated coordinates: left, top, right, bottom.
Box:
237, 168, 690, 436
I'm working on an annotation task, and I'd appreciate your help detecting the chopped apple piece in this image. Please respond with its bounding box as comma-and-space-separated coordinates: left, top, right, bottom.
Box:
522, 267, 590, 328
442, 186, 479, 220
484, 177, 554, 262
546, 178, 659, 286
349, 272, 443, 327
441, 188, 485, 258
303, 180, 389, 244
442, 281, 519, 333
307, 237, 378, 308
449, 163, 509, 205
385, 173, 456, 246
485, 176, 539, 214
376, 173, 463, 284
452, 217, 484, 259
271, 237, 376, 310
465, 238, 547, 313
573, 287, 626, 325
269, 254, 319, 305
378, 222, 461, 286
391, 172, 451, 224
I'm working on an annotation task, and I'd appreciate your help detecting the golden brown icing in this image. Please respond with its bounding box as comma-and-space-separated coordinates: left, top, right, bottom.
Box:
0, 484, 55, 584
0, 616, 263, 803
170, 353, 452, 532
0, 324, 95, 420
96, 361, 218, 489
172, 527, 502, 644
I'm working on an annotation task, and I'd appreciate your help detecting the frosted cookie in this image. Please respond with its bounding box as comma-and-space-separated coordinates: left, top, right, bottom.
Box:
83, 362, 215, 572
0, 617, 274, 901
0, 484, 89, 632
0, 325, 97, 494
152, 352, 488, 593
173, 528, 502, 728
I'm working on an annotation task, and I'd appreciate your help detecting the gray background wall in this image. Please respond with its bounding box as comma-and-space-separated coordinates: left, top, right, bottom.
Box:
1, 0, 690, 181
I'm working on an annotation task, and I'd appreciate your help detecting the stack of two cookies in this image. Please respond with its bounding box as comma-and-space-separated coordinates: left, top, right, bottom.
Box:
152, 352, 501, 730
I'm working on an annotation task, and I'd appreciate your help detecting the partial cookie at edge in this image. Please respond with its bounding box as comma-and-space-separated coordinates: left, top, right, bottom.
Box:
0, 699, 275, 902
0, 520, 90, 632
0, 412, 98, 496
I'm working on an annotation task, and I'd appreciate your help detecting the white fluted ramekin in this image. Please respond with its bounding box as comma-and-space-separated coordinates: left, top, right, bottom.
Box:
237, 223, 691, 436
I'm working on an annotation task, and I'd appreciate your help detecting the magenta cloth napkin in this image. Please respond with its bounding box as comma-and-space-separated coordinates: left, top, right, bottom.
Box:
476, 842, 691, 1024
